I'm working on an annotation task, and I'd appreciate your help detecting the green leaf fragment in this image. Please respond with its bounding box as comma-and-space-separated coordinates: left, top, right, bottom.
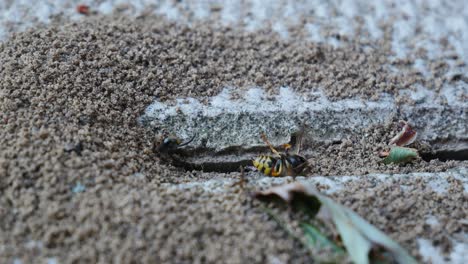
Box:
301, 222, 345, 254
254, 183, 419, 264
304, 185, 419, 264
382, 146, 418, 164
261, 207, 336, 264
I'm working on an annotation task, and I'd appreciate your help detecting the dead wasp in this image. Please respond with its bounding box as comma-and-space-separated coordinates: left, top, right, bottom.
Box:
252, 130, 309, 177
154, 134, 196, 154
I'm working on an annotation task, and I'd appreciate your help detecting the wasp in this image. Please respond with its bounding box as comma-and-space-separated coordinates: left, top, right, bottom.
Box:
154, 134, 196, 154
252, 130, 309, 177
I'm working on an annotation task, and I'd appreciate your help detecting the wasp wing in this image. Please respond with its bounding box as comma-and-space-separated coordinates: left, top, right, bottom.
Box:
288, 127, 305, 155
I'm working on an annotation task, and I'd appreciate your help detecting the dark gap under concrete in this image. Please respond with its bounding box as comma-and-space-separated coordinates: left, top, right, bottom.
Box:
159, 141, 468, 173
420, 148, 468, 162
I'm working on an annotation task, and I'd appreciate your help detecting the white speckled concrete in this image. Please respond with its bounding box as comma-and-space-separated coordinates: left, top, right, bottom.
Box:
140, 86, 467, 150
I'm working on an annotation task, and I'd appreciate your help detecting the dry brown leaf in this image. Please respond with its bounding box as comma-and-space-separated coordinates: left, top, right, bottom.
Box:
389, 120, 417, 146
254, 182, 418, 264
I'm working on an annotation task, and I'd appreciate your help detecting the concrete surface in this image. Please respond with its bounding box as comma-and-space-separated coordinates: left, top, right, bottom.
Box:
140, 86, 467, 150
1, 0, 467, 263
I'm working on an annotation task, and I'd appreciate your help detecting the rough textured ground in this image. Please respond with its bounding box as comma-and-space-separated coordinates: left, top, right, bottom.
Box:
2, 11, 463, 102
0, 9, 467, 264
332, 175, 467, 259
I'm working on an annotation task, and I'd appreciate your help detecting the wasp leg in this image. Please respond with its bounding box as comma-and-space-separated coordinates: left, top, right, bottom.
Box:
260, 133, 281, 157
291, 158, 312, 177
231, 166, 247, 189
282, 143, 293, 154
178, 133, 197, 147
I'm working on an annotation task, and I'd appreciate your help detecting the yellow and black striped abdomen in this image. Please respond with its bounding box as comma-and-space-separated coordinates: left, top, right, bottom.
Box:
252, 155, 283, 177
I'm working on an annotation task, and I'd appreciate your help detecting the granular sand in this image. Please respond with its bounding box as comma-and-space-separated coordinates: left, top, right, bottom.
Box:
332, 176, 468, 259
303, 121, 467, 177
0, 14, 466, 263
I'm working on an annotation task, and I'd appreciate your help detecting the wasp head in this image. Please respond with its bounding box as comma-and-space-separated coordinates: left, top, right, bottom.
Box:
154, 134, 196, 154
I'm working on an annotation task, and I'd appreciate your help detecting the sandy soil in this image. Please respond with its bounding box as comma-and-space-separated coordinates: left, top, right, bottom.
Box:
0, 14, 466, 263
